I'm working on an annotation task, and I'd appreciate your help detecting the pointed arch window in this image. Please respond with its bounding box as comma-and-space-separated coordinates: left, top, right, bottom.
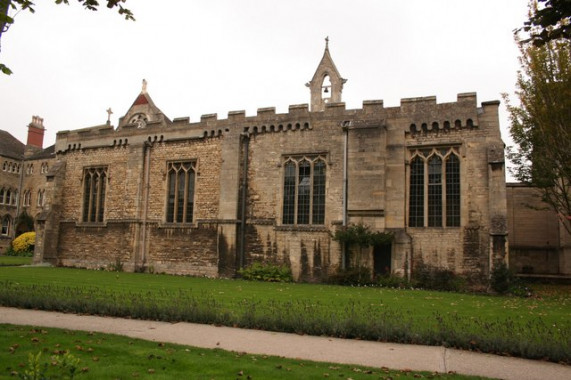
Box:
409, 157, 425, 227
1, 215, 10, 236
166, 161, 196, 223
37, 189, 45, 207
282, 156, 327, 225
446, 154, 461, 226
408, 148, 461, 227
24, 190, 31, 207
427, 155, 443, 227
82, 167, 107, 223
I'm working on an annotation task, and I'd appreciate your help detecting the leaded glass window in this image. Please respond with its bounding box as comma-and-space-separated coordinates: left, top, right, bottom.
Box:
82, 167, 107, 223
282, 156, 326, 225
409, 157, 424, 227
166, 161, 196, 223
446, 153, 461, 227
428, 156, 442, 227
408, 148, 461, 228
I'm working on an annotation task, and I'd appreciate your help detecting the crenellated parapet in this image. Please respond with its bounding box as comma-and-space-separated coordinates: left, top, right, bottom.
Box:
54, 90, 498, 155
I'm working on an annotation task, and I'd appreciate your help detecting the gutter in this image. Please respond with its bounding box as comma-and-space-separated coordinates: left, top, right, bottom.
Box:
140, 141, 152, 269
342, 122, 350, 269
239, 132, 250, 270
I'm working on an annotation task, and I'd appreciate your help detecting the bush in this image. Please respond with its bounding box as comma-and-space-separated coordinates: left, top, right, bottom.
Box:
376, 274, 411, 289
412, 263, 466, 292
327, 266, 373, 286
239, 262, 293, 282
490, 262, 531, 297
8, 232, 36, 257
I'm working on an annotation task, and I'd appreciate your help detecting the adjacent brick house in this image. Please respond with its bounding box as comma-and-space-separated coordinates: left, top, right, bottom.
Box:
0, 117, 55, 252
26, 42, 514, 283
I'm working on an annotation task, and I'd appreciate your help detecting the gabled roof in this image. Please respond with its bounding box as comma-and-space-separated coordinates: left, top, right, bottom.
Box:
117, 79, 171, 129
0, 130, 25, 160
26, 144, 55, 161
309, 40, 345, 84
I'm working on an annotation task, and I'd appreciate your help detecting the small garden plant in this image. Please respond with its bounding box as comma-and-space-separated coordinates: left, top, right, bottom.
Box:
238, 262, 293, 282
5, 232, 35, 257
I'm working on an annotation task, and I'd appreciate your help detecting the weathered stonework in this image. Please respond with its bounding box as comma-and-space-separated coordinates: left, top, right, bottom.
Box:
506, 184, 570, 275
29, 42, 514, 283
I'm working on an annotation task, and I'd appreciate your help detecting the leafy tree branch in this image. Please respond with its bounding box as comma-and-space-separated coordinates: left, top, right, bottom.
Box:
505, 30, 571, 233
0, 0, 134, 75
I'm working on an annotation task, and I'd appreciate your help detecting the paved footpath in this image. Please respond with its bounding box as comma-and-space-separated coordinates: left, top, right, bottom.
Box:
1, 307, 569, 380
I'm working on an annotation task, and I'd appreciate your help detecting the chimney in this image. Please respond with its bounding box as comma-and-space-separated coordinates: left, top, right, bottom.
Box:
26, 115, 45, 149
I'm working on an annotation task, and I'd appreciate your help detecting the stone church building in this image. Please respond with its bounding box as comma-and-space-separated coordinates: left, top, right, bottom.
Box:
10, 42, 514, 282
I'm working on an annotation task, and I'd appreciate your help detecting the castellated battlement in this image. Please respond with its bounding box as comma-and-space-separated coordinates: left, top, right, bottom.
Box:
54, 91, 498, 154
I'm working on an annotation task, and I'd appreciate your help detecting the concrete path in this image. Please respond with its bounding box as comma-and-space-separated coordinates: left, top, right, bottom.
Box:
1, 307, 569, 380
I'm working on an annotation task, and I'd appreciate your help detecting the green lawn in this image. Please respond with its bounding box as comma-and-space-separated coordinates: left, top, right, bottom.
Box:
0, 256, 32, 266
0, 324, 487, 379
0, 267, 569, 362
0, 267, 568, 324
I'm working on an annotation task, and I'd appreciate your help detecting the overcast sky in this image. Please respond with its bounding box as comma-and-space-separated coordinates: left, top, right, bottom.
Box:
1, 0, 529, 158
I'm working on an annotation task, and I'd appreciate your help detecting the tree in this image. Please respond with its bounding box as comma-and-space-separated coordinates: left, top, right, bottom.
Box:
518, 0, 571, 46
0, 0, 134, 74
505, 36, 571, 233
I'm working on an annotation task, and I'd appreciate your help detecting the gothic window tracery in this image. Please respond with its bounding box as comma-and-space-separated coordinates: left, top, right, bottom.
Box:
166, 161, 196, 223
82, 167, 107, 223
408, 148, 460, 227
282, 156, 326, 225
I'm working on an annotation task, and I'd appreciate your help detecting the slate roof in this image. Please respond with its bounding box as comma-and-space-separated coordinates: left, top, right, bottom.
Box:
27, 144, 55, 160
0, 130, 25, 160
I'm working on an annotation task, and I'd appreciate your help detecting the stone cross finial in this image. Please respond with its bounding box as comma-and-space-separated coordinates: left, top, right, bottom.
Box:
142, 78, 147, 93
106, 108, 113, 124
325, 36, 329, 48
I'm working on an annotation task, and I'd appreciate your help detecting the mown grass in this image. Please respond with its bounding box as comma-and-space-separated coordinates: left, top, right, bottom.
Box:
0, 324, 488, 380
0, 267, 569, 363
0, 256, 32, 266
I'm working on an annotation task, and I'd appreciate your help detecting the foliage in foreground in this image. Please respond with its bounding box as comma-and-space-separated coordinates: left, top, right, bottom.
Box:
327, 264, 467, 293
0, 325, 480, 380
238, 262, 293, 282
0, 278, 568, 363
517, 0, 571, 46
505, 31, 571, 233
5, 232, 35, 257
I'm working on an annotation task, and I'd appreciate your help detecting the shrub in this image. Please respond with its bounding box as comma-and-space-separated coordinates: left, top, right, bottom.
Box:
9, 232, 36, 256
239, 262, 293, 282
376, 274, 411, 289
327, 266, 373, 286
490, 262, 531, 297
412, 263, 466, 292
107, 258, 124, 272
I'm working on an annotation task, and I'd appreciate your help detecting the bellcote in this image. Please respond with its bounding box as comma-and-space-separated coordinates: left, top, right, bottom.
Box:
306, 38, 347, 112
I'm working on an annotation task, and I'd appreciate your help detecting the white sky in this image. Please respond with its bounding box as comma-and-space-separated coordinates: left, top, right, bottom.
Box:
1, 0, 528, 158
